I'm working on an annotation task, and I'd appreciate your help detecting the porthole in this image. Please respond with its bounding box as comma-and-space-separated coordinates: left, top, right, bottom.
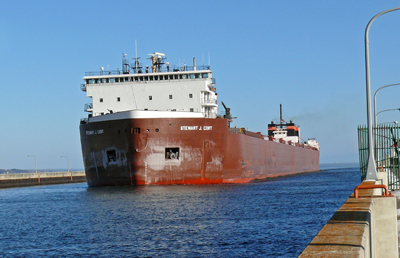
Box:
155, 128, 159, 132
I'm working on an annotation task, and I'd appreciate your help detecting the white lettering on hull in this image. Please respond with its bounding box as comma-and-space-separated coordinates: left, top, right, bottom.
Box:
180, 126, 212, 131
86, 130, 104, 135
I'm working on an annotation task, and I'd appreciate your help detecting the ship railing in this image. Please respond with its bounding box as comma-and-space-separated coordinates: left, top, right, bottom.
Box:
85, 70, 123, 76
84, 103, 93, 112
229, 128, 243, 134
228, 128, 264, 139
84, 65, 211, 76
80, 84, 86, 91
201, 98, 217, 105
157, 65, 211, 73
80, 118, 88, 124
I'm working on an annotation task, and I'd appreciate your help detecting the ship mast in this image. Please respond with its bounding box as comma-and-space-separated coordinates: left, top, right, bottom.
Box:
132, 41, 142, 73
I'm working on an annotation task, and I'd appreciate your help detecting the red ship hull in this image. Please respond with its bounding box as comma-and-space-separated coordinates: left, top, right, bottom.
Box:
79, 117, 320, 186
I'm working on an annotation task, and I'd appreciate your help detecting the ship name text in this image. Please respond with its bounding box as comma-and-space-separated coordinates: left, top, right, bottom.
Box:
86, 129, 104, 135
180, 126, 212, 131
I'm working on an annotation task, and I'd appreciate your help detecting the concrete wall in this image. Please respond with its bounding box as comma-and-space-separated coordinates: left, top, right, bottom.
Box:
0, 172, 86, 188
299, 179, 398, 258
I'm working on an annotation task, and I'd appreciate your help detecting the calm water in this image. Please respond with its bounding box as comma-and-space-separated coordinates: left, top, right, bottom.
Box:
0, 165, 360, 257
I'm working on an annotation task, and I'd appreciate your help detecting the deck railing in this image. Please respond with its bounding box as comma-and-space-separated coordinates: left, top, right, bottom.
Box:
80, 84, 86, 91
84, 103, 93, 112
201, 98, 217, 105
85, 65, 211, 76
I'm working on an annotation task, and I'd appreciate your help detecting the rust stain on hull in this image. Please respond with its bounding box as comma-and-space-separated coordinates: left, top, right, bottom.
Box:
80, 118, 320, 187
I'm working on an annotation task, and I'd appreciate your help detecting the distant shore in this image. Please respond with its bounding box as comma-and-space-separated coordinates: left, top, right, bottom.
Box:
0, 168, 84, 174
0, 171, 86, 188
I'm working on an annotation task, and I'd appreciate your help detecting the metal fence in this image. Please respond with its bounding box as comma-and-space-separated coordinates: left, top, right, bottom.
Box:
358, 123, 400, 190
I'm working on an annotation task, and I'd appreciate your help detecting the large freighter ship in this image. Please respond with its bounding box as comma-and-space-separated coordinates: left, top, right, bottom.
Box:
79, 52, 320, 186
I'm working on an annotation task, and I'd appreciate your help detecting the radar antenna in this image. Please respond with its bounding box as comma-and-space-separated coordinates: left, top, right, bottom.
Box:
132, 57, 142, 73
148, 52, 166, 73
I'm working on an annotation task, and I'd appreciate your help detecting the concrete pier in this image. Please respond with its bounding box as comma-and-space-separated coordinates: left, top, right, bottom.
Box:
391, 191, 400, 256
299, 179, 398, 257
0, 172, 86, 188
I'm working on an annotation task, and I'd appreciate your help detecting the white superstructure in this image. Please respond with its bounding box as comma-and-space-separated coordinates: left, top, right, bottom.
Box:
270, 127, 300, 144
81, 53, 218, 119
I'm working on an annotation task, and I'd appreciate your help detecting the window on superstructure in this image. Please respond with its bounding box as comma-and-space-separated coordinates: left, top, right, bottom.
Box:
174, 74, 178, 79
125, 77, 129, 82
195, 73, 200, 79
100, 98, 103, 102
150, 76, 154, 81
144, 76, 148, 81
86, 79, 92, 84
164, 75, 168, 80
179, 74, 183, 79
117, 97, 120, 102
160, 75, 163, 81
169, 95, 172, 99
154, 76, 158, 81
183, 74, 188, 79
189, 94, 193, 98
202, 73, 208, 78
189, 74, 194, 79
169, 75, 173, 80
149, 96, 152, 100
139, 76, 143, 81
94, 79, 99, 83
190, 108, 194, 112
115, 78, 119, 82
110, 78, 115, 83
134, 77, 139, 82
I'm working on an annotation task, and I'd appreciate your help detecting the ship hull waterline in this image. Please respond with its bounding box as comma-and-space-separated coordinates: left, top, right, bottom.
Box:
79, 117, 320, 187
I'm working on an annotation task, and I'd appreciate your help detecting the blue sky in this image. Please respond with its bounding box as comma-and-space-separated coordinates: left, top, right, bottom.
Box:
1, 1, 400, 170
